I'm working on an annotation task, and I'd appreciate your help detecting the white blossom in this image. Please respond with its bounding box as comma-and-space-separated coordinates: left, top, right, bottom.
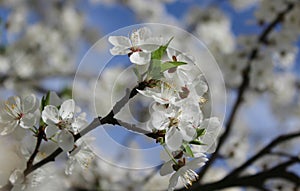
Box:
108, 27, 159, 65
42, 99, 87, 151
0, 94, 39, 135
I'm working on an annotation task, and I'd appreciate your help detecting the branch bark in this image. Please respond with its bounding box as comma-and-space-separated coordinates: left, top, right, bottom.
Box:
196, 2, 295, 181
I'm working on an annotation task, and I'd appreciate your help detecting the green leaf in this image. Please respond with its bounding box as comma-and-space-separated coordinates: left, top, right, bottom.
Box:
190, 140, 206, 145
147, 37, 175, 80
41, 91, 51, 111
151, 37, 174, 60
148, 59, 163, 79
182, 143, 194, 157
161, 61, 187, 73
196, 128, 206, 138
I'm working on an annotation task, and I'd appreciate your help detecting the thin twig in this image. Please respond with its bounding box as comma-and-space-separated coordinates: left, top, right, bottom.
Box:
226, 131, 300, 178
25, 128, 45, 170
185, 157, 299, 191
196, 2, 295, 181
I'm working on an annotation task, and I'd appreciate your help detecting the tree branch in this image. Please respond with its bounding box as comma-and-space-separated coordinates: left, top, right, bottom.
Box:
0, 81, 150, 191
196, 2, 295, 181
25, 128, 46, 170
184, 157, 299, 191
226, 131, 300, 178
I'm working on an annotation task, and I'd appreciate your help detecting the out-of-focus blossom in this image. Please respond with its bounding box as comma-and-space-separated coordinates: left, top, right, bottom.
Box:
0, 94, 39, 135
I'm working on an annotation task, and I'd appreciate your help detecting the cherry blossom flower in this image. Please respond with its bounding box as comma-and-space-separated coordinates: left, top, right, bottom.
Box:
65, 139, 95, 175
108, 27, 159, 65
0, 94, 39, 135
42, 99, 87, 151
160, 150, 208, 191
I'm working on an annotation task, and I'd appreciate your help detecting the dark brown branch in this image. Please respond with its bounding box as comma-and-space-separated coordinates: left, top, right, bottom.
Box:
183, 157, 299, 191
226, 131, 300, 178
0, 81, 150, 191
23, 81, 148, 177
196, 2, 295, 181
25, 128, 45, 170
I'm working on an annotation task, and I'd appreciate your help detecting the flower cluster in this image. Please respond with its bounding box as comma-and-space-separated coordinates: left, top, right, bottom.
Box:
0, 92, 94, 189
109, 27, 221, 190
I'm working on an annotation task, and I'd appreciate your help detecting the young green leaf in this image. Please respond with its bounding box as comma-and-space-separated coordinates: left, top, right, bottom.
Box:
190, 140, 206, 145
41, 91, 51, 111
196, 128, 206, 138
148, 59, 163, 79
151, 37, 174, 60
182, 143, 194, 157
161, 61, 187, 73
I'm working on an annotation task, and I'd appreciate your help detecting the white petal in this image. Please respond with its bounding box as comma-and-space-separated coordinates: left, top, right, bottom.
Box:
59, 99, 75, 120
0, 108, 15, 122
129, 52, 151, 65
168, 171, 180, 191
160, 160, 174, 176
0, 121, 18, 135
72, 118, 87, 133
58, 130, 74, 152
166, 128, 183, 151
42, 105, 60, 125
167, 48, 178, 60
135, 27, 152, 42
194, 81, 208, 96
45, 125, 59, 138
199, 117, 221, 153
6, 96, 21, 117
186, 157, 208, 170
109, 46, 131, 55
179, 123, 197, 142
22, 94, 39, 113
108, 36, 131, 47
151, 111, 169, 130
20, 113, 36, 128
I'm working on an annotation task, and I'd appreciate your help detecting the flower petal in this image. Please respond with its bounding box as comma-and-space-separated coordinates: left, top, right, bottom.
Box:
166, 127, 183, 151
160, 160, 174, 176
22, 94, 39, 113
199, 117, 221, 153
186, 157, 208, 170
20, 113, 37, 129
58, 130, 74, 152
129, 52, 151, 65
72, 118, 87, 133
110, 46, 131, 55
42, 105, 60, 125
108, 36, 131, 47
0, 121, 18, 135
179, 123, 196, 142
168, 171, 180, 191
45, 125, 59, 138
59, 99, 75, 120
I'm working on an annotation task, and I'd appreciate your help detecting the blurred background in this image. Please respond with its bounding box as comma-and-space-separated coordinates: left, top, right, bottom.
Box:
0, 0, 300, 190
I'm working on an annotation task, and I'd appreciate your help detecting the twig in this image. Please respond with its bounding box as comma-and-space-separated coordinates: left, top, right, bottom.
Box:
25, 128, 45, 170
185, 157, 300, 191
0, 81, 150, 191
226, 131, 300, 178
24, 81, 149, 176
196, 2, 295, 181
